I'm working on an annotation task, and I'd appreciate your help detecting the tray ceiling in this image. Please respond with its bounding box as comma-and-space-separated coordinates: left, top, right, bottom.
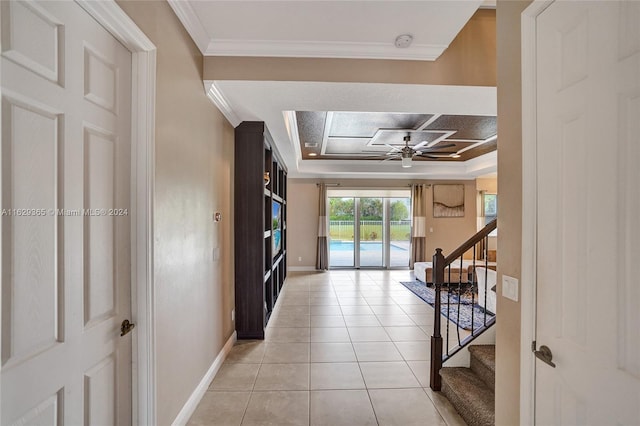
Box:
204, 80, 497, 179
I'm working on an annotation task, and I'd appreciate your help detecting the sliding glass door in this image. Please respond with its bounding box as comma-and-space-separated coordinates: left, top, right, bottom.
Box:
388, 198, 411, 267
329, 195, 411, 269
328, 197, 355, 267
359, 198, 384, 267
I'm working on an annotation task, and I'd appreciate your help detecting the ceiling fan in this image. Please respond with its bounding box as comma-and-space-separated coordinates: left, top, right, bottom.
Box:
383, 135, 458, 168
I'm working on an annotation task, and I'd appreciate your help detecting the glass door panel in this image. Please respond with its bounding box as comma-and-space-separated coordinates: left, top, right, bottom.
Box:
389, 197, 411, 267
329, 197, 355, 267
359, 197, 383, 267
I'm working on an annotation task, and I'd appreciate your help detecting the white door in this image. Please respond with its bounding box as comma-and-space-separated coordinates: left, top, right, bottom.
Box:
535, 1, 640, 424
1, 1, 133, 425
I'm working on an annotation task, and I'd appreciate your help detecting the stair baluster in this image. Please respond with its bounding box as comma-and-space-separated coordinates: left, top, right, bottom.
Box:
429, 219, 497, 393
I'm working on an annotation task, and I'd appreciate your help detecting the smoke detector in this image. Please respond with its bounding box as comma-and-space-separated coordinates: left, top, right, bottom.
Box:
394, 34, 413, 48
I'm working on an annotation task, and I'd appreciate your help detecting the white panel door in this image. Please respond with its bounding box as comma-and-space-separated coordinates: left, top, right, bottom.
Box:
1, 1, 132, 425
535, 1, 640, 424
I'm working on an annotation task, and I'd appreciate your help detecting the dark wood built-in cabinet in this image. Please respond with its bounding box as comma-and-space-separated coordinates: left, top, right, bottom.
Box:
234, 122, 287, 339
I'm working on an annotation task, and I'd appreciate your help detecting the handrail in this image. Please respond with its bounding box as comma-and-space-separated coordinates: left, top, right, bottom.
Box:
430, 218, 498, 391
444, 218, 497, 264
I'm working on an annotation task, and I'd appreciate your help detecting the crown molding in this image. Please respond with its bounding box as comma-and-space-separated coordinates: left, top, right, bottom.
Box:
167, 0, 210, 53
283, 111, 304, 169
204, 81, 241, 127
290, 152, 496, 180
204, 39, 448, 61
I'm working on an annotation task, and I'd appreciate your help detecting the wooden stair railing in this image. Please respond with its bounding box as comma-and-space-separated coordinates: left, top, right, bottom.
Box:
430, 218, 497, 391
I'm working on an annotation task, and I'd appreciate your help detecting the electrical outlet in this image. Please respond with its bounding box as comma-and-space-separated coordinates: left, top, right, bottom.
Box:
298, 257, 302, 262
231, 309, 235, 322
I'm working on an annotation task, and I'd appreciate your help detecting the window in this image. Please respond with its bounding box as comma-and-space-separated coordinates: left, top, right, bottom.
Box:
483, 193, 497, 225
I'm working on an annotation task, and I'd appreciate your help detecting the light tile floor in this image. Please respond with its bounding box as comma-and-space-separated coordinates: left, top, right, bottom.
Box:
188, 270, 467, 426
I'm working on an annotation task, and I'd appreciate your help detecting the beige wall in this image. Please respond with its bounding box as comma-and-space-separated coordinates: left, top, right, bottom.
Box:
287, 182, 319, 268
204, 10, 496, 87
496, 1, 531, 424
288, 179, 477, 268
477, 177, 498, 193
117, 2, 235, 425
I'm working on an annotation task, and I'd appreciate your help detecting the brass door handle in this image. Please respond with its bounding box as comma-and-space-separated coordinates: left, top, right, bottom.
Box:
534, 345, 556, 368
120, 319, 135, 337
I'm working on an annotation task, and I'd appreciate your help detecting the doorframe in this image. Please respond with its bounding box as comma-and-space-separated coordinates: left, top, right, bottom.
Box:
520, 1, 555, 425
74, 2, 157, 425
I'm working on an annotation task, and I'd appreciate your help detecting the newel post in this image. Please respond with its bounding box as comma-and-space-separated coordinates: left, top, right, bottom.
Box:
430, 248, 445, 391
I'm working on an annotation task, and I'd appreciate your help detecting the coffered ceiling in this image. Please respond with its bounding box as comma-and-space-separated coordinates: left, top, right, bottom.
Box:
169, 0, 485, 60
296, 112, 496, 162
205, 80, 497, 179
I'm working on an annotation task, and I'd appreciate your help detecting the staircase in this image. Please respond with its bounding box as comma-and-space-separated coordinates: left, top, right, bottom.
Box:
428, 219, 497, 425
440, 345, 495, 426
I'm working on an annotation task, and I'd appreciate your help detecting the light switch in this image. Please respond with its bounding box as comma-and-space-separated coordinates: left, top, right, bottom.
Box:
502, 275, 519, 302
213, 247, 220, 261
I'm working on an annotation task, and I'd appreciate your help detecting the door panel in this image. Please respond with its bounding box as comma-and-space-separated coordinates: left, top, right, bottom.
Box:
1, 1, 132, 424
84, 127, 117, 327
535, 1, 640, 424
1, 96, 62, 366
84, 355, 117, 426
359, 197, 383, 267
328, 197, 355, 267
389, 197, 410, 268
0, 0, 63, 84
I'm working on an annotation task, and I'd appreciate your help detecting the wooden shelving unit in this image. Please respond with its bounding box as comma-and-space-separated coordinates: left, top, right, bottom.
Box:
234, 121, 287, 339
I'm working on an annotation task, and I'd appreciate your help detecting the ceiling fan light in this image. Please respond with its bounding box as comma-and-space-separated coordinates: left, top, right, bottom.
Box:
401, 157, 412, 168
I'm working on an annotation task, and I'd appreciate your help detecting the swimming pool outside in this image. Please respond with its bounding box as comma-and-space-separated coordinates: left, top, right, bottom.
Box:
329, 241, 408, 252
329, 240, 410, 267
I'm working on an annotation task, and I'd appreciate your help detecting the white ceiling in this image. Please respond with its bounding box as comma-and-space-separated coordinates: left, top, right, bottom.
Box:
169, 0, 484, 60
206, 80, 497, 179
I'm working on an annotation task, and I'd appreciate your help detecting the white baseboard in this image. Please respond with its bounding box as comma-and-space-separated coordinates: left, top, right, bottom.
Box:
171, 331, 237, 426
287, 266, 318, 272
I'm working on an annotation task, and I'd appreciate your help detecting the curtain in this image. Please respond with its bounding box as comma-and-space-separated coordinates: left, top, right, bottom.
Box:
316, 183, 329, 270
409, 184, 427, 269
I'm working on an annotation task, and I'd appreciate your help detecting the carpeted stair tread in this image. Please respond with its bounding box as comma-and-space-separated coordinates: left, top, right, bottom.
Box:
468, 345, 495, 374
441, 367, 495, 426
469, 345, 495, 391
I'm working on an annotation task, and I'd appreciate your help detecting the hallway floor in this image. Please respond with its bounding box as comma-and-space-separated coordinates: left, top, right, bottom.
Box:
188, 270, 467, 426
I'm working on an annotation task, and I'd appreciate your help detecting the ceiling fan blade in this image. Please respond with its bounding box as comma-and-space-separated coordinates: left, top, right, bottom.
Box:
417, 151, 457, 156
420, 154, 456, 158
423, 143, 456, 151
384, 144, 401, 152
412, 141, 429, 150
